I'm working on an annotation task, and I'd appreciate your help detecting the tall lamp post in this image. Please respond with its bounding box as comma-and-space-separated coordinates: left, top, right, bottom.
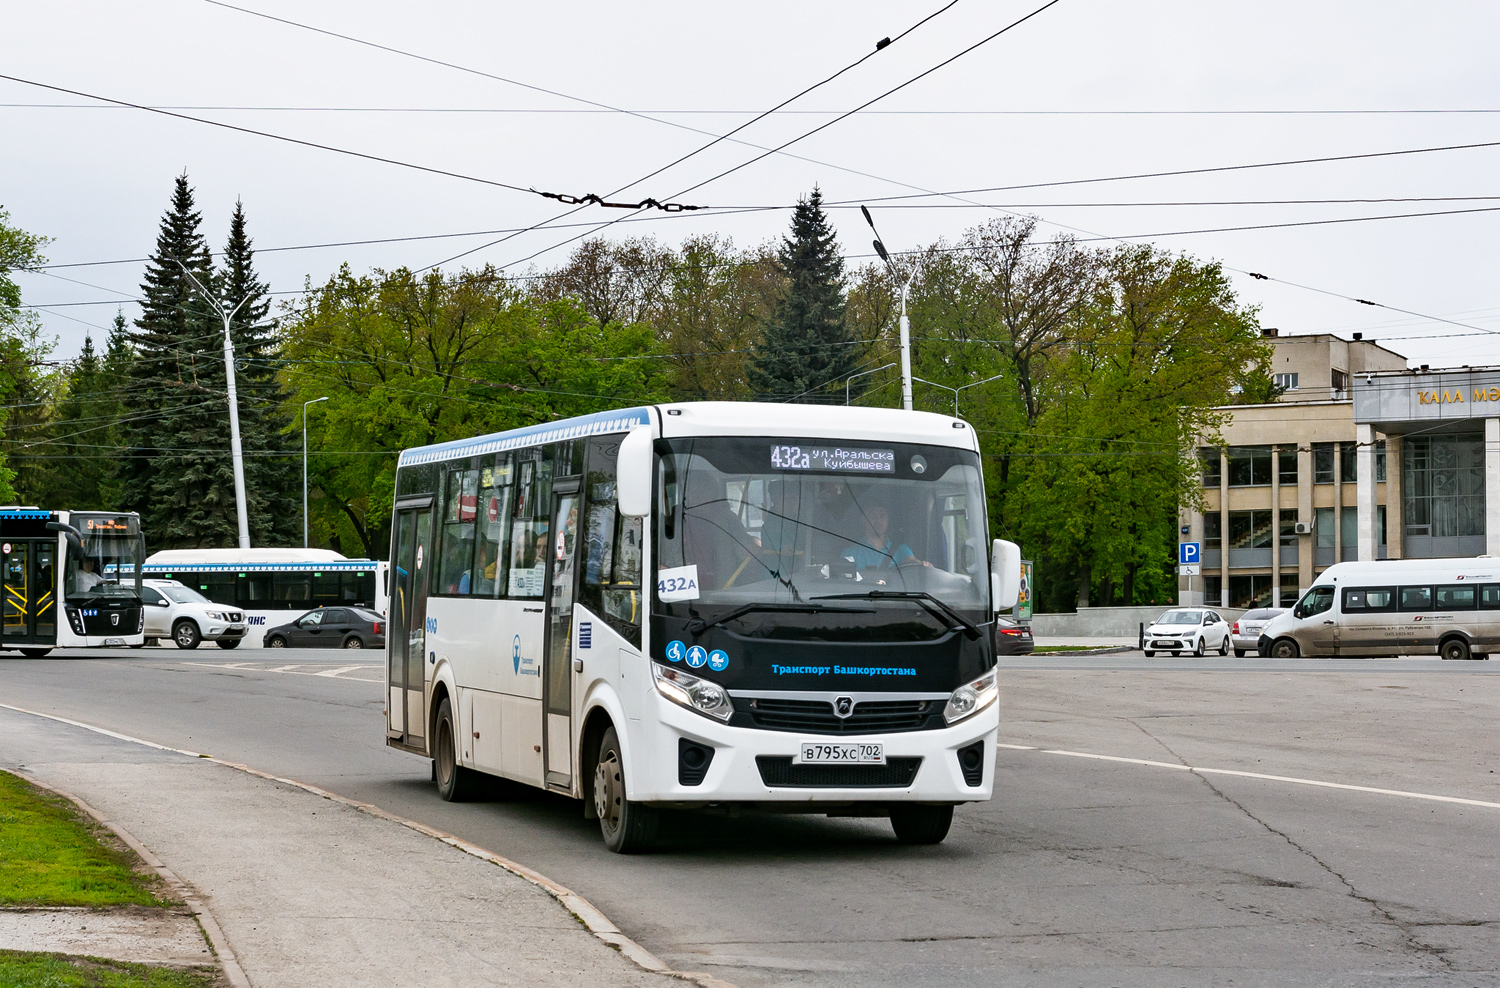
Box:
860, 206, 913, 411
302, 397, 329, 548
912, 373, 1006, 418
174, 260, 252, 550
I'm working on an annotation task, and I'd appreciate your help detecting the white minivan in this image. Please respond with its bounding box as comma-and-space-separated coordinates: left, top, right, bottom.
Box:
138, 579, 248, 650
1256, 558, 1497, 660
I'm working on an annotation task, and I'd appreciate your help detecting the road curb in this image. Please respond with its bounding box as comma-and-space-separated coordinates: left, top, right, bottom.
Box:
0, 702, 736, 988
11, 769, 252, 988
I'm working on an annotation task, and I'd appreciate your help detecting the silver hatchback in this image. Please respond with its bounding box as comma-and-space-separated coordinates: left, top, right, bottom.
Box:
1231, 607, 1286, 656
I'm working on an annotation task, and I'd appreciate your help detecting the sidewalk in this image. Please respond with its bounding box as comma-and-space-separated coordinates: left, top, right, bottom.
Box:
0, 706, 702, 988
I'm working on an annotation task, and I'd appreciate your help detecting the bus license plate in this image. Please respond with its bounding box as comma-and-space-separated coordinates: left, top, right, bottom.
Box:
795, 742, 885, 765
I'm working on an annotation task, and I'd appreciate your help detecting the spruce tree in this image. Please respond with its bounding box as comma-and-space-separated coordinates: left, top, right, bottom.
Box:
218, 199, 297, 546
96, 311, 135, 508
43, 335, 107, 508
120, 173, 240, 547
747, 188, 862, 401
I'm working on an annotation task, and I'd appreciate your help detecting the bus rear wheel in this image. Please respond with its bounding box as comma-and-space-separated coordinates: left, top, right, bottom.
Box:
20, 648, 51, 659
594, 725, 657, 853
1440, 637, 1472, 662
434, 698, 483, 802
1271, 638, 1300, 659
890, 804, 954, 844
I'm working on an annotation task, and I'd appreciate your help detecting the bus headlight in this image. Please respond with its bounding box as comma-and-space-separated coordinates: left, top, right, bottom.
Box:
652, 662, 732, 722
943, 670, 998, 725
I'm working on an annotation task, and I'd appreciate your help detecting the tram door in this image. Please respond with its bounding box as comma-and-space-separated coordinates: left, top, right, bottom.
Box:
388, 501, 433, 745
2, 540, 56, 647
542, 482, 581, 788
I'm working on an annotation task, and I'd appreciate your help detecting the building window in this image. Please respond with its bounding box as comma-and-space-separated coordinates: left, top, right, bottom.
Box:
1280, 573, 1301, 608
1203, 512, 1221, 549
1403, 435, 1485, 539
1376, 440, 1386, 483
1313, 443, 1335, 484
1279, 509, 1298, 546
1200, 448, 1221, 487
1228, 574, 1276, 609
1331, 368, 1349, 394
1228, 510, 1275, 550
1315, 507, 1335, 548
1378, 504, 1387, 546
1273, 372, 1299, 391
1339, 441, 1358, 484
1341, 508, 1358, 549
1227, 446, 1272, 487
1276, 447, 1297, 486
1203, 574, 1222, 606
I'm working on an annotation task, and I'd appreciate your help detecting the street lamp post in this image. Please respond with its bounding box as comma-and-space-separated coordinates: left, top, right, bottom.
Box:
845, 362, 896, 406
912, 373, 1006, 418
302, 396, 329, 548
174, 260, 252, 550
860, 206, 914, 411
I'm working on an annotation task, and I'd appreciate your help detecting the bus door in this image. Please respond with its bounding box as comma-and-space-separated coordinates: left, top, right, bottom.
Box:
2, 540, 56, 647
388, 500, 433, 746
542, 481, 582, 789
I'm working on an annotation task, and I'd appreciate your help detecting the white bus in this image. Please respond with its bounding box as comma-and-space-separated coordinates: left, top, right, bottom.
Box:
142, 548, 388, 648
385, 402, 1020, 852
2, 507, 146, 656
1257, 557, 1498, 660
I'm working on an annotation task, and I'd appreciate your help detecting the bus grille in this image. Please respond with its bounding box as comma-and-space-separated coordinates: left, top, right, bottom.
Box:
736, 697, 939, 734
755, 756, 923, 788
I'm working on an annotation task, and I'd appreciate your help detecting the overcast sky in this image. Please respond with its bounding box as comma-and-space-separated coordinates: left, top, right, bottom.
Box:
5, 0, 1498, 370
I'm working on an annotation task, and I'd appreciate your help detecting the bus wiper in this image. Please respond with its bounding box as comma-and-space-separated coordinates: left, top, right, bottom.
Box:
685, 602, 875, 636
810, 590, 983, 640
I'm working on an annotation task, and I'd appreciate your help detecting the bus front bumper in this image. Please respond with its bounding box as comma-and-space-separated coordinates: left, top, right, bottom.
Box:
631, 695, 1000, 805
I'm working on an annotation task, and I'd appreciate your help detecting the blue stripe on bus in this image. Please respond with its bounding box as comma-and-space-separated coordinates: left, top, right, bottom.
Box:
398, 407, 652, 466
0, 510, 51, 520
136, 562, 379, 572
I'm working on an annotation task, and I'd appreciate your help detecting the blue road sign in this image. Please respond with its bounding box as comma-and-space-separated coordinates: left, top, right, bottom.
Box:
1178, 542, 1201, 565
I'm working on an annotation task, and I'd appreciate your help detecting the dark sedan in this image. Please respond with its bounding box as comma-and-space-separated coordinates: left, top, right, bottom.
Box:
994, 617, 1034, 655
263, 606, 385, 649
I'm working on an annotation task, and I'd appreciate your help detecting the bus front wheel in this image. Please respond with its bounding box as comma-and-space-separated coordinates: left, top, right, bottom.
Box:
594, 725, 658, 853
1440, 637, 1472, 662
20, 648, 51, 659
1271, 638, 1300, 659
890, 804, 954, 844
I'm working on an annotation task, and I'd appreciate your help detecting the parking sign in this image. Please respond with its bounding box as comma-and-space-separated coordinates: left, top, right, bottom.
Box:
1178, 542, 1201, 565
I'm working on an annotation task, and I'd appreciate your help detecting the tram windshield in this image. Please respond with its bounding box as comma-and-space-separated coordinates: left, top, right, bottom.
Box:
64, 513, 144, 600
654, 438, 990, 612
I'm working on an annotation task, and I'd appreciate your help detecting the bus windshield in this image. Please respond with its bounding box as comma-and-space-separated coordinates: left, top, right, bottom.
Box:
65, 513, 144, 600
654, 437, 989, 611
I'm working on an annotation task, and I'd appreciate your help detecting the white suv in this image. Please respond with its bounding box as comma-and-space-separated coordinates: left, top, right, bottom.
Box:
138, 579, 248, 650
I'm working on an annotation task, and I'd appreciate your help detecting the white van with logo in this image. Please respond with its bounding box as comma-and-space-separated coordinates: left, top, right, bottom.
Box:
138, 578, 248, 650
1257, 558, 1497, 660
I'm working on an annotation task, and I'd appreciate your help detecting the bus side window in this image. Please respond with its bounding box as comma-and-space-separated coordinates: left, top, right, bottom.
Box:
1364, 588, 1395, 611
274, 572, 311, 605
1480, 584, 1500, 609
473, 454, 513, 600
1343, 589, 1365, 611
1294, 586, 1333, 618
1399, 586, 1433, 611
579, 436, 642, 648
438, 464, 480, 595
1435, 585, 1476, 610
506, 453, 552, 599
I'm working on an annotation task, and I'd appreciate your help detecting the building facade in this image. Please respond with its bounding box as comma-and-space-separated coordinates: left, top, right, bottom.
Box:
1178, 333, 1500, 608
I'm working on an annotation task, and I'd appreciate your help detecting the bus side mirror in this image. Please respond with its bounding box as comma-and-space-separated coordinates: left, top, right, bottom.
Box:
616, 426, 654, 518
46, 521, 85, 552
991, 538, 1020, 610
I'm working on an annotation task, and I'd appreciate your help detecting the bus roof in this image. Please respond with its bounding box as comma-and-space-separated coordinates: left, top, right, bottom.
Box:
397, 401, 979, 468
1310, 557, 1500, 584
145, 548, 355, 565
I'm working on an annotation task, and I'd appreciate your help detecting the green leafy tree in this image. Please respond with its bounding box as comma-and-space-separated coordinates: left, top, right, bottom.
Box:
0, 207, 51, 500
748, 189, 865, 401
280, 265, 671, 556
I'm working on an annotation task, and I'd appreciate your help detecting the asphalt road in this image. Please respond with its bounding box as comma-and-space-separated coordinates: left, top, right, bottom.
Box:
2, 647, 1498, 987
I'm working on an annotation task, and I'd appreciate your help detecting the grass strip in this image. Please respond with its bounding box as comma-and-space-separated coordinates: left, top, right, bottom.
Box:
0, 771, 166, 908
0, 949, 220, 988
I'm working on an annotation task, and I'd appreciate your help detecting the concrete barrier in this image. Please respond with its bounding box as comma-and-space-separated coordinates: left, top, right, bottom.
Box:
1030, 605, 1249, 639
